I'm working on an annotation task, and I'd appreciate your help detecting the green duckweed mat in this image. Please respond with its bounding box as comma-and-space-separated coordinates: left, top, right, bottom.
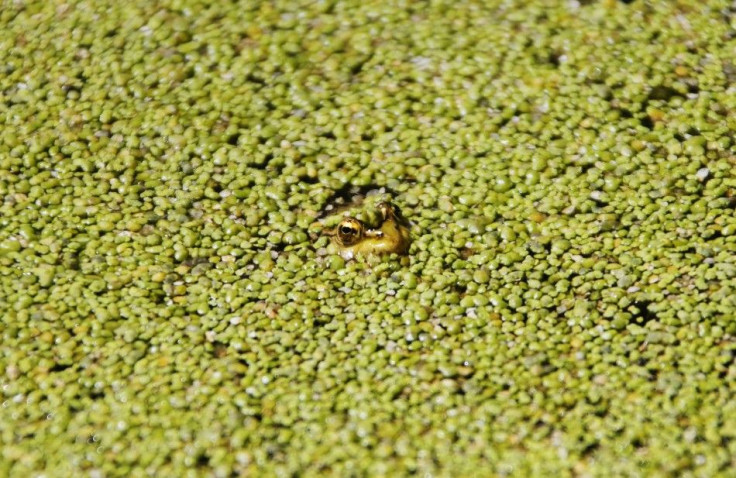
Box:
2, 0, 736, 476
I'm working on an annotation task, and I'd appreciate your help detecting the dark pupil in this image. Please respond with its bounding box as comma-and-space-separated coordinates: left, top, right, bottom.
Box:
340, 226, 355, 235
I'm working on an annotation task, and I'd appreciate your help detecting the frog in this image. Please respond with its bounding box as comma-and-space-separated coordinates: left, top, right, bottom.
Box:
325, 201, 411, 260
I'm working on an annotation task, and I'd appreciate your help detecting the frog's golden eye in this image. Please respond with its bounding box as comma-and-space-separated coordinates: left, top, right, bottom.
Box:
377, 201, 407, 225
336, 218, 363, 246
339, 223, 358, 235
376, 202, 393, 220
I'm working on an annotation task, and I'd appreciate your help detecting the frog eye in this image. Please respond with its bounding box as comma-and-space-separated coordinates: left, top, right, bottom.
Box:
336, 219, 363, 245
377, 202, 399, 221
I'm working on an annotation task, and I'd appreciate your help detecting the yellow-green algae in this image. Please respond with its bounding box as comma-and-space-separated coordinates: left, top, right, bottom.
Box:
2, 0, 736, 475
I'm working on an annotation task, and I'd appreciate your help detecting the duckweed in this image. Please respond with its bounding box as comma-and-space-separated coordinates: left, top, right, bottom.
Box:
2, 0, 736, 476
